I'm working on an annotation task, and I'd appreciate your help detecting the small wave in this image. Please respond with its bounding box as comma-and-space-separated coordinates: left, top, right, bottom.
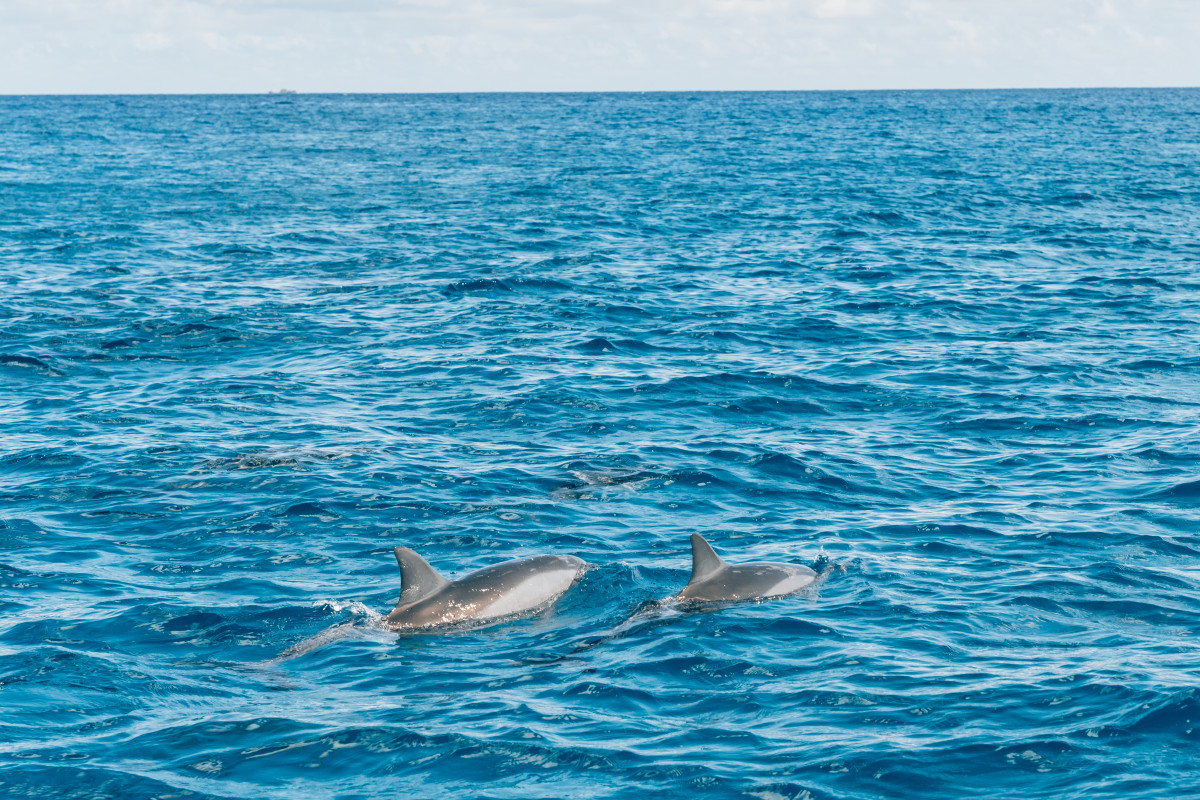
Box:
1147, 478, 1200, 503
0, 353, 61, 374
574, 336, 617, 353
442, 277, 512, 294
1121, 359, 1174, 370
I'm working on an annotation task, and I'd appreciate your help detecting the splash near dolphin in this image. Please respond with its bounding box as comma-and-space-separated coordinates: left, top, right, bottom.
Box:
386, 546, 588, 631
677, 533, 816, 604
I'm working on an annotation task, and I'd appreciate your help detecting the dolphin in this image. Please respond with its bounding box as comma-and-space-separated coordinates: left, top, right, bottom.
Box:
386, 546, 587, 631
677, 534, 816, 604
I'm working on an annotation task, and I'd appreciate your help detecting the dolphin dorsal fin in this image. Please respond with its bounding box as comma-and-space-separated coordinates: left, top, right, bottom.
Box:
394, 547, 450, 605
688, 534, 726, 584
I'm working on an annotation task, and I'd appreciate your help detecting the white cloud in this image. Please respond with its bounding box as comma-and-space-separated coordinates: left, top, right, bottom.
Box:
813, 0, 875, 19
706, 0, 791, 17
1, 0, 1198, 92
132, 32, 173, 52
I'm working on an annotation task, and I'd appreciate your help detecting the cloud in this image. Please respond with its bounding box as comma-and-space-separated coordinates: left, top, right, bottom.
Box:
132, 32, 173, 52
813, 0, 875, 19
1, 0, 1198, 92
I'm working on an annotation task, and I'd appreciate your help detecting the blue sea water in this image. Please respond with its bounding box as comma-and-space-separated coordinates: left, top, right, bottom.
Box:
2, 89, 1200, 799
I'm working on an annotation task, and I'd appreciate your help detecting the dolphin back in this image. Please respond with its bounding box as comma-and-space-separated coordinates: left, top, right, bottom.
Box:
679, 534, 816, 603
386, 552, 587, 630
394, 546, 450, 605
687, 533, 726, 587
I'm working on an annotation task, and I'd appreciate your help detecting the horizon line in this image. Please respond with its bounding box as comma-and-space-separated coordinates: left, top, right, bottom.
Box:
3, 84, 1200, 98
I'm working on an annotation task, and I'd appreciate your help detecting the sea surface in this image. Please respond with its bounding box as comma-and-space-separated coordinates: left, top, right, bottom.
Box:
2, 89, 1200, 799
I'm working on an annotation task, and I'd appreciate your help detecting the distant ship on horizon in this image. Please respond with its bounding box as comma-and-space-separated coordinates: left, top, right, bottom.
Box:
268, 88, 298, 95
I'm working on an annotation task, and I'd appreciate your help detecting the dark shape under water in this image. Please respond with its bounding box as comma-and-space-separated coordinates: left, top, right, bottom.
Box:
284, 501, 335, 517
0, 354, 51, 369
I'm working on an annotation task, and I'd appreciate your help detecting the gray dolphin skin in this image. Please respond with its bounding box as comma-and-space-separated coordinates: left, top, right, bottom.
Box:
677, 534, 816, 604
386, 547, 587, 631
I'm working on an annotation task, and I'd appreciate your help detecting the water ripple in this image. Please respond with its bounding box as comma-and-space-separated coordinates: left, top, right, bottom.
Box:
2, 89, 1200, 799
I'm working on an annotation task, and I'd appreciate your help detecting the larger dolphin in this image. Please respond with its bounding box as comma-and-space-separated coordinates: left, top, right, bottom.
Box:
386, 546, 587, 631
677, 534, 816, 604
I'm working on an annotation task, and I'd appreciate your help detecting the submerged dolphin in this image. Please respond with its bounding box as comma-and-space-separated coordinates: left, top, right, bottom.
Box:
677, 534, 816, 604
386, 547, 587, 631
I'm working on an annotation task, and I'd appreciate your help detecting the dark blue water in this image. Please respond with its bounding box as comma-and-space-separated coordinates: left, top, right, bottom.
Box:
3, 89, 1200, 799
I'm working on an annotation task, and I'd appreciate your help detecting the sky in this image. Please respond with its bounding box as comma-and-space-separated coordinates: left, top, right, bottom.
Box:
2, 0, 1199, 94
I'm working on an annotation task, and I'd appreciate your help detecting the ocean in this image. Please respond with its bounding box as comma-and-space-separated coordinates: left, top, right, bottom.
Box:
2, 89, 1199, 799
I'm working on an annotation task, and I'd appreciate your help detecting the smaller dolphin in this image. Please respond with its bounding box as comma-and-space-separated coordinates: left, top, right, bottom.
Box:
677, 534, 816, 604
386, 547, 587, 631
